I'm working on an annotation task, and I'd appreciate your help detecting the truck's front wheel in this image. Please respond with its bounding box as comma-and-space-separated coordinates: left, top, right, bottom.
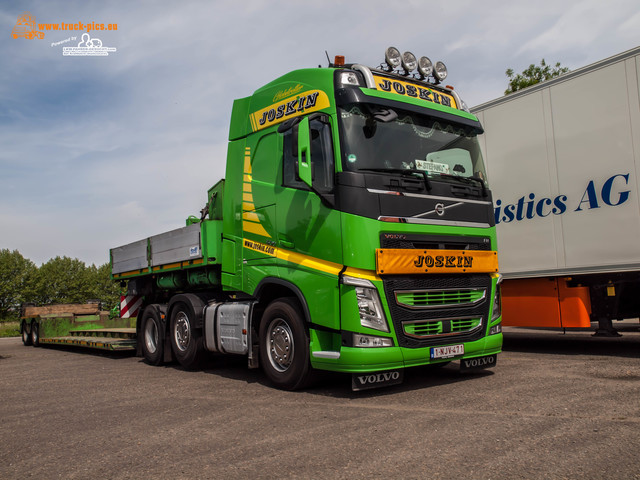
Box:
259, 298, 311, 390
169, 302, 204, 369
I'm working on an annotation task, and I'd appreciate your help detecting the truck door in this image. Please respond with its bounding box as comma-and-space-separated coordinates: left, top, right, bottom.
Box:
276, 115, 343, 330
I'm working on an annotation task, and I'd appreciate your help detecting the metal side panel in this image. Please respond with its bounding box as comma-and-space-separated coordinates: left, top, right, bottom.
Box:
150, 223, 203, 267
111, 239, 149, 274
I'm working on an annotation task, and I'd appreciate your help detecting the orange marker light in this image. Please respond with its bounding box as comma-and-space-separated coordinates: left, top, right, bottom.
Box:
334, 55, 345, 66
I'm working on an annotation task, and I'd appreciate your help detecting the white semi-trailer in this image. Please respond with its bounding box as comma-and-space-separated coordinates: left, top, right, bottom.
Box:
473, 46, 640, 335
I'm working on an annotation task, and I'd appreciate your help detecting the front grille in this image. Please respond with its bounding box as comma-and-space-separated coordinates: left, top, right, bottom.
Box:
403, 317, 482, 339
381, 233, 492, 251
395, 288, 486, 309
383, 274, 491, 348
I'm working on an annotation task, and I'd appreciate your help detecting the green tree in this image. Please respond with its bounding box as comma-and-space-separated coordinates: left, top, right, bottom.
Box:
505, 59, 569, 95
0, 249, 37, 318
87, 263, 121, 311
31, 256, 93, 305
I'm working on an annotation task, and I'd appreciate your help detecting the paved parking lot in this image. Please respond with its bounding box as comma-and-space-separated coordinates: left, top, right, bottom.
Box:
1, 324, 639, 479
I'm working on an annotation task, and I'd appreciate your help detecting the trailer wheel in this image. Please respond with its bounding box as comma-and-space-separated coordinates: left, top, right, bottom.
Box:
30, 321, 40, 347
21, 321, 32, 346
140, 308, 164, 366
170, 302, 204, 369
259, 298, 311, 390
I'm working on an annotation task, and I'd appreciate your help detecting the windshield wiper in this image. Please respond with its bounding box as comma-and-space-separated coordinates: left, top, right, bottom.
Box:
357, 168, 432, 191
437, 173, 487, 197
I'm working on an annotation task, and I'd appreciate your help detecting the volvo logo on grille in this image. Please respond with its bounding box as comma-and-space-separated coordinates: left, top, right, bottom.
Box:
435, 203, 446, 216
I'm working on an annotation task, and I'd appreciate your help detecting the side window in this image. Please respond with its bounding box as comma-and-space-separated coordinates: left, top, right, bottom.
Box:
282, 117, 335, 193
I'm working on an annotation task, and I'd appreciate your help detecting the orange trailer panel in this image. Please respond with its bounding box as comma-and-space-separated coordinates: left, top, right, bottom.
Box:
501, 278, 591, 328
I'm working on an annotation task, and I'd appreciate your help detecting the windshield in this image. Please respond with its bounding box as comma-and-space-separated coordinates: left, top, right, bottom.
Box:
338, 104, 487, 184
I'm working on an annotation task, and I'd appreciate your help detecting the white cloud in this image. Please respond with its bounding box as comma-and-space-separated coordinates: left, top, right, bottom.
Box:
516, 0, 639, 56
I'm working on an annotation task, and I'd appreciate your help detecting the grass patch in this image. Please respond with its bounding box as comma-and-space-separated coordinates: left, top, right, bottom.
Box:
0, 321, 20, 338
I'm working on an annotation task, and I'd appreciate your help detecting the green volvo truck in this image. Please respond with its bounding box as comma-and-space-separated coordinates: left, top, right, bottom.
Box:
108, 47, 502, 390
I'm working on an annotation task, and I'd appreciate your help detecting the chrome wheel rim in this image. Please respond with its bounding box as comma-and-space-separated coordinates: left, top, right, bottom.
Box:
173, 311, 190, 352
267, 318, 294, 372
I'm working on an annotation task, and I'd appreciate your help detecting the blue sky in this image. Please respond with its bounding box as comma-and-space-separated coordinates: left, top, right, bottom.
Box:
1, 0, 639, 266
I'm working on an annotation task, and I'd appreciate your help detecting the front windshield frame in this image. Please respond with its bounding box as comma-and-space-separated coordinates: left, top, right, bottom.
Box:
337, 102, 488, 184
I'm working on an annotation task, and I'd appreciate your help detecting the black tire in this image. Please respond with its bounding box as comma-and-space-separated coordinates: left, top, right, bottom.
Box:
169, 302, 204, 369
21, 321, 32, 346
30, 321, 40, 347
259, 298, 311, 390
140, 307, 164, 366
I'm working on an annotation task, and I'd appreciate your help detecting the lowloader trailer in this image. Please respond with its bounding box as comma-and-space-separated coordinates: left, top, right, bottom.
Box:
20, 303, 136, 351
24, 48, 504, 390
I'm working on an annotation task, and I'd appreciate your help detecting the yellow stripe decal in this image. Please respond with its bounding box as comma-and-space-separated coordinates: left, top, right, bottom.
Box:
243, 221, 272, 238
249, 90, 331, 133
342, 267, 381, 282
243, 211, 260, 222
241, 146, 271, 239
153, 262, 182, 271
113, 269, 146, 278
243, 239, 348, 277
151, 258, 205, 272
277, 248, 343, 276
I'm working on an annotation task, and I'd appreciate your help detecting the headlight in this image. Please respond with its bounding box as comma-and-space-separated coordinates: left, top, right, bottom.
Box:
434, 61, 448, 82
491, 274, 503, 321
342, 276, 389, 332
353, 333, 394, 348
489, 323, 502, 335
385, 46, 401, 70
418, 56, 433, 78
401, 51, 417, 74
338, 71, 364, 87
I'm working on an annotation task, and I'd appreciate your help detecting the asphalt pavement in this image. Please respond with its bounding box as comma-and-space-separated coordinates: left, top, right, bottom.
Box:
1, 324, 639, 479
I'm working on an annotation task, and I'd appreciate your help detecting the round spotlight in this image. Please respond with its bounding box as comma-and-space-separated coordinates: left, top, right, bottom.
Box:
434, 61, 448, 82
401, 51, 417, 73
418, 56, 433, 78
385, 47, 401, 69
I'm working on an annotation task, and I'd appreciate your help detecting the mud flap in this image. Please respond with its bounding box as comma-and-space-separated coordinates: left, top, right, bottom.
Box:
460, 354, 497, 372
351, 369, 404, 391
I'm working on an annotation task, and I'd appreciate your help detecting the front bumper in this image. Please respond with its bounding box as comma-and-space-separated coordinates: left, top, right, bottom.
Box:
310, 331, 502, 373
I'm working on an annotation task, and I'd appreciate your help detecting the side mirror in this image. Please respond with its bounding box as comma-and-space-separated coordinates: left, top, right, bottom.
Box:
296, 116, 312, 188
